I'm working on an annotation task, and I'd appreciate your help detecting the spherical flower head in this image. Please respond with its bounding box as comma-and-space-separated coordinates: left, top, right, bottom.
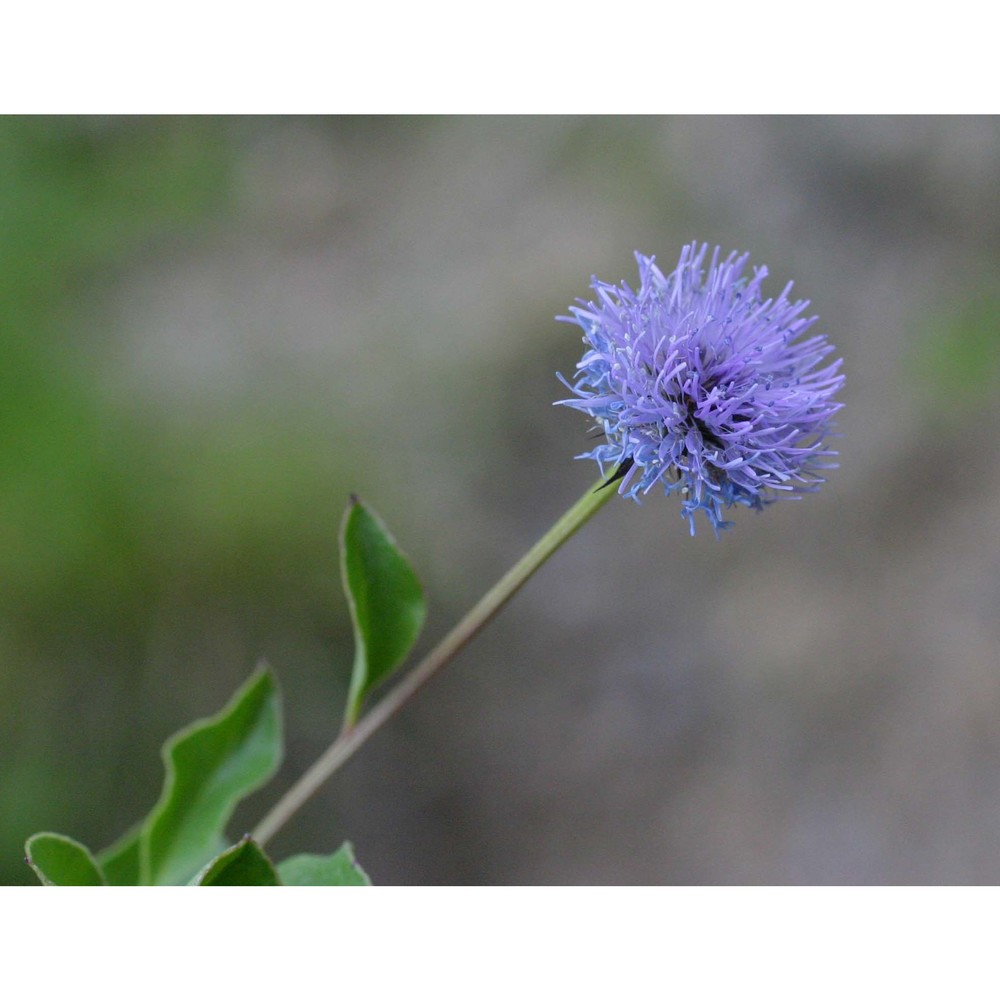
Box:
556, 243, 845, 535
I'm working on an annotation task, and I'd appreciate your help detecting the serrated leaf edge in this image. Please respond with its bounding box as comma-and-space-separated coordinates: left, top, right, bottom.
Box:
276, 840, 373, 886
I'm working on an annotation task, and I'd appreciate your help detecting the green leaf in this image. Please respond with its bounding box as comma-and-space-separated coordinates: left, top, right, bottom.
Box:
25, 832, 106, 886
340, 497, 425, 726
277, 842, 372, 886
196, 836, 280, 886
96, 823, 142, 885
142, 664, 283, 885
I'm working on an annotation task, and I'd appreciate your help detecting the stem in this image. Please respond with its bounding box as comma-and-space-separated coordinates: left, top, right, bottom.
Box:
252, 475, 616, 847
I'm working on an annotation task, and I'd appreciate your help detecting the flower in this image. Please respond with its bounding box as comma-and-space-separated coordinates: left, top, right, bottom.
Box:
556, 243, 844, 535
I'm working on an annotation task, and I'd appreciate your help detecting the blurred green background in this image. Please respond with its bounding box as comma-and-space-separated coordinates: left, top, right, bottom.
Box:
3, 116, 999, 885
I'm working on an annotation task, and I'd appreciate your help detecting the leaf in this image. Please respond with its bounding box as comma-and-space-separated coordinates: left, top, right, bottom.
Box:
277, 842, 371, 886
25, 832, 106, 886
196, 836, 280, 886
142, 664, 282, 885
340, 497, 425, 726
96, 823, 142, 886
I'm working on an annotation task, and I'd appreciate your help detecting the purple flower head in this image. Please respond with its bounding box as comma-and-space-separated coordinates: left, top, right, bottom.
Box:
556, 244, 845, 535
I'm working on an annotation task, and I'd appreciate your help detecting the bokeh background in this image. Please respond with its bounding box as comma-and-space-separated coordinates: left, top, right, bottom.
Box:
3, 116, 999, 885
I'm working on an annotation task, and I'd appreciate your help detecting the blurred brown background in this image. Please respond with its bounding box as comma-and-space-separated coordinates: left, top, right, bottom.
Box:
3, 116, 999, 884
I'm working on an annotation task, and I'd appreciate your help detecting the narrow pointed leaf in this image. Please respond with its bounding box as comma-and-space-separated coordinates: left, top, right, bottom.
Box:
96, 823, 142, 885
25, 832, 106, 886
341, 497, 425, 725
277, 842, 371, 886
142, 664, 282, 885
196, 837, 280, 886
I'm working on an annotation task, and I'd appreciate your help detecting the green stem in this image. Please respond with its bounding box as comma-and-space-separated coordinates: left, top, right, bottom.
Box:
252, 475, 616, 847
